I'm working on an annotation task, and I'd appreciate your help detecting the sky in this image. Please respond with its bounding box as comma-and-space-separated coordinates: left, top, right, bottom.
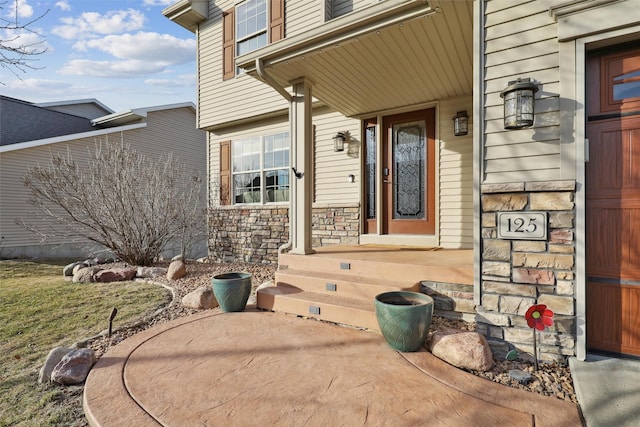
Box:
0, 0, 196, 113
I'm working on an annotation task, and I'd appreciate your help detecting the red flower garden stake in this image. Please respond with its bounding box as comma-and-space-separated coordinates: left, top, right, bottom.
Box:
525, 304, 554, 371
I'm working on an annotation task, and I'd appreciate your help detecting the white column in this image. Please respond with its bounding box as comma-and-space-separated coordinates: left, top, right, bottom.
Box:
290, 78, 314, 255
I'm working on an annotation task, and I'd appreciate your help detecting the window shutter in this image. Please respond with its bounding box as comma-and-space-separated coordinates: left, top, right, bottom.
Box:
270, 0, 284, 43
220, 140, 231, 205
222, 8, 235, 81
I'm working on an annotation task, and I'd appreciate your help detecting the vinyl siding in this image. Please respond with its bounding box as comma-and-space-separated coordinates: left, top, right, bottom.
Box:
198, 0, 383, 130
483, 0, 563, 184
439, 97, 473, 248
0, 107, 206, 257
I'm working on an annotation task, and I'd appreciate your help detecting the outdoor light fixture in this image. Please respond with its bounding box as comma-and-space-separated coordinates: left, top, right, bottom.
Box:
500, 78, 539, 129
453, 111, 468, 136
333, 132, 346, 152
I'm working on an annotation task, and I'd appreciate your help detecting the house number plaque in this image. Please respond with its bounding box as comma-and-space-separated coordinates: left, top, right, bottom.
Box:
497, 212, 547, 240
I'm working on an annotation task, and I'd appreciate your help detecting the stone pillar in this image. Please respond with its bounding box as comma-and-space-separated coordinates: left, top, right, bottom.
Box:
290, 78, 314, 255
477, 180, 576, 362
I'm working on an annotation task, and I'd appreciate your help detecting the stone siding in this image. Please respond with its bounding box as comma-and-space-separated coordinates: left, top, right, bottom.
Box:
208, 203, 360, 264
421, 281, 476, 322
312, 203, 360, 247
478, 180, 576, 362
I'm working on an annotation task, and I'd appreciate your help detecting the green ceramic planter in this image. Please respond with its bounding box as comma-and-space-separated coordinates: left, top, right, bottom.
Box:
212, 272, 252, 312
374, 291, 434, 352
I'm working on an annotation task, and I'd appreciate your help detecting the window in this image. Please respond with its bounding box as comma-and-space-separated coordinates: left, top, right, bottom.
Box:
223, 0, 284, 80
231, 132, 290, 204
236, 0, 268, 59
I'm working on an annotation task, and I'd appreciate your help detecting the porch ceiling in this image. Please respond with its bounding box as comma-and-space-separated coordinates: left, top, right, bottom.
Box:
237, 0, 473, 118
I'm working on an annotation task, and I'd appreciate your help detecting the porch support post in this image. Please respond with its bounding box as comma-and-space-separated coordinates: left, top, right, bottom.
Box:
290, 77, 314, 255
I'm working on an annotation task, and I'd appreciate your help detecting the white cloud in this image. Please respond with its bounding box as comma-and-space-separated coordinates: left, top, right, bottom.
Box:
59, 58, 170, 78
55, 1, 71, 11
52, 9, 146, 40
7, 0, 34, 19
142, 0, 175, 5
145, 74, 196, 88
6, 77, 72, 91
76, 32, 194, 63
1, 27, 49, 54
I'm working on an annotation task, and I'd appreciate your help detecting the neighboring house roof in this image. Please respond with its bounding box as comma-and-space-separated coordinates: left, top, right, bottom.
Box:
0, 96, 97, 146
34, 99, 115, 119
92, 102, 196, 127
0, 101, 197, 153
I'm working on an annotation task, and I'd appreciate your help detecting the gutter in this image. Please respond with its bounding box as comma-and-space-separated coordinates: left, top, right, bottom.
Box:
253, 59, 294, 255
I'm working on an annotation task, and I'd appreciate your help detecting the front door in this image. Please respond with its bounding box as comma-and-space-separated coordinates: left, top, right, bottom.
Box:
586, 45, 640, 356
381, 109, 435, 235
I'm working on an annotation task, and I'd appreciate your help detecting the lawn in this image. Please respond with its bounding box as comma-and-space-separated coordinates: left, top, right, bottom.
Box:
0, 259, 172, 426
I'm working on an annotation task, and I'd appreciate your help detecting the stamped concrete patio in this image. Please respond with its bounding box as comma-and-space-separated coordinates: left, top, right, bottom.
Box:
83, 308, 582, 426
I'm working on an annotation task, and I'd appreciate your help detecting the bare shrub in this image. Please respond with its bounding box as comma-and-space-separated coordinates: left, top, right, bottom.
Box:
21, 140, 204, 266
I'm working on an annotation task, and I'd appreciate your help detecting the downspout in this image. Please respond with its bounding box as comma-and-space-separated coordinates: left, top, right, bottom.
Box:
255, 58, 294, 255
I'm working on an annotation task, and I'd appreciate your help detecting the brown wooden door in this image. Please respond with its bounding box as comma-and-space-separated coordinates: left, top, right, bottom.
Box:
586, 45, 640, 356
381, 109, 435, 235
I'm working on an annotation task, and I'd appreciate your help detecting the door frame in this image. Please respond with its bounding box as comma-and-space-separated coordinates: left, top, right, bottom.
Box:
360, 105, 439, 247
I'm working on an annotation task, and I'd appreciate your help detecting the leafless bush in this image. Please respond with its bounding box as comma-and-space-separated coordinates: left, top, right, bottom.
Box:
21, 140, 204, 266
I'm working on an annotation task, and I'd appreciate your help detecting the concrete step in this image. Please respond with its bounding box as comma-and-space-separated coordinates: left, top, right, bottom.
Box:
257, 284, 380, 331
275, 269, 420, 301
278, 251, 473, 285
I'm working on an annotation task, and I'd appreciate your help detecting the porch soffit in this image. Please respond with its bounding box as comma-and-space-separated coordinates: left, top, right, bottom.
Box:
237, 0, 473, 118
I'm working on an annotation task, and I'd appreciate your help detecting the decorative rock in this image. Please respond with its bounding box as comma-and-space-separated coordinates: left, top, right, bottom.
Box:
39, 347, 73, 383
94, 268, 137, 283
182, 286, 218, 309
137, 266, 168, 278
50, 348, 96, 385
72, 263, 89, 275
166, 260, 187, 280
171, 254, 184, 262
430, 329, 494, 372
72, 266, 102, 283
509, 369, 533, 384
63, 262, 83, 277
196, 257, 209, 263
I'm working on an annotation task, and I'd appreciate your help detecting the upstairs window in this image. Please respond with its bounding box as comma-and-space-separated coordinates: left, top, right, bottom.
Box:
223, 0, 285, 80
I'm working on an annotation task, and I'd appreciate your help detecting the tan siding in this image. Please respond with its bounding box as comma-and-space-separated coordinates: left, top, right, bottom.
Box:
439, 97, 473, 248
286, 0, 324, 36
0, 107, 205, 257
312, 108, 360, 204
198, 0, 288, 128
484, 0, 563, 184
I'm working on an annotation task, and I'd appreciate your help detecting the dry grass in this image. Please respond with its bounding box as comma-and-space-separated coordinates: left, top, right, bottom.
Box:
0, 259, 171, 426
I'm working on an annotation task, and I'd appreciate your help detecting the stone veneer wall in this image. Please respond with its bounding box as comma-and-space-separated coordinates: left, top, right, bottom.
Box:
208, 203, 360, 264
477, 180, 576, 363
311, 203, 360, 247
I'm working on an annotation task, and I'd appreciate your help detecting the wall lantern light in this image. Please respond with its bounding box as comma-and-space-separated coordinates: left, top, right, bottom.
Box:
500, 78, 539, 130
453, 111, 468, 136
333, 132, 346, 152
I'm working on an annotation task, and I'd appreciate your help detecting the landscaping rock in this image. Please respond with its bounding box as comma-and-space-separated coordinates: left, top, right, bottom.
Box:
182, 286, 217, 309
429, 329, 494, 372
72, 266, 102, 283
137, 266, 168, 278
63, 262, 83, 277
167, 260, 187, 280
50, 348, 96, 385
94, 268, 137, 283
72, 263, 89, 275
39, 347, 74, 383
171, 254, 184, 262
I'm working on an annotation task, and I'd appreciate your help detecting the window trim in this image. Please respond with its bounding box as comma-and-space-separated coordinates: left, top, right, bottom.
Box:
222, 0, 284, 81
229, 131, 290, 205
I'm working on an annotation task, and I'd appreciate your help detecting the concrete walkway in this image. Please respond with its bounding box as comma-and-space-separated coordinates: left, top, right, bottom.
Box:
84, 309, 582, 427
570, 354, 640, 427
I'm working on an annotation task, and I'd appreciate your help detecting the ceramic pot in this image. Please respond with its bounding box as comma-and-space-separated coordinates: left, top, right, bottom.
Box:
374, 291, 434, 352
211, 272, 252, 312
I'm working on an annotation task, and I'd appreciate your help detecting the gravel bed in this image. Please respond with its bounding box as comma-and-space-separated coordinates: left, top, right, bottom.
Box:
73, 260, 576, 423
